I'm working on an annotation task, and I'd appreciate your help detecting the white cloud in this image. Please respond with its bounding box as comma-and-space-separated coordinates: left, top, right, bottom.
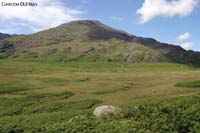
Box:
181, 42, 194, 49
0, 0, 83, 34
137, 0, 198, 23
176, 32, 190, 42
175, 32, 194, 50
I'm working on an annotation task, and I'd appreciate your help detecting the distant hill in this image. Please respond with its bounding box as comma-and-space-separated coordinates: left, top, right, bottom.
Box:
0, 33, 12, 40
0, 20, 200, 65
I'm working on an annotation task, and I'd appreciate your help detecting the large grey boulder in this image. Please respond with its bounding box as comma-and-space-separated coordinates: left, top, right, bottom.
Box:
93, 105, 121, 117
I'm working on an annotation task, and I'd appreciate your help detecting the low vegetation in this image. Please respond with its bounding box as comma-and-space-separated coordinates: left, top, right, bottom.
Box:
0, 94, 199, 132
175, 80, 200, 88
27, 91, 74, 100
0, 98, 101, 132
0, 59, 200, 132
45, 94, 200, 133
93, 86, 133, 95
0, 84, 40, 94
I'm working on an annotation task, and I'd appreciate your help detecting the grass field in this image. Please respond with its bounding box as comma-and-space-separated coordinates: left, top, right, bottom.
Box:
0, 59, 200, 132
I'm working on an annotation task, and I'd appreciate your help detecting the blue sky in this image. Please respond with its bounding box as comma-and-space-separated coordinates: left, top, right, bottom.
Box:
0, 0, 199, 51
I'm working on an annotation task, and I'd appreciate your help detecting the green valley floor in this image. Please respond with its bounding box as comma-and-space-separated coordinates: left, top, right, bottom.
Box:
0, 60, 200, 132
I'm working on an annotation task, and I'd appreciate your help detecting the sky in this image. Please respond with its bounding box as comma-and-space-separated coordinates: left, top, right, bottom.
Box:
0, 0, 199, 51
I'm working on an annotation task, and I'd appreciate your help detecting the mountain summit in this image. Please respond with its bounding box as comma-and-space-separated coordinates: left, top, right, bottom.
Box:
54, 20, 135, 41
23, 20, 135, 44
0, 20, 200, 65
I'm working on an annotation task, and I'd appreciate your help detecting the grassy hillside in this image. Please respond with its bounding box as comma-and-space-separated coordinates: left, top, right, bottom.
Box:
0, 60, 200, 132
2, 39, 168, 63
4, 20, 133, 48
0, 20, 200, 65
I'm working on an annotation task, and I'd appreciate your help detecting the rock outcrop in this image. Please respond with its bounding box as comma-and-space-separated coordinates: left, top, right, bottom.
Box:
93, 105, 120, 117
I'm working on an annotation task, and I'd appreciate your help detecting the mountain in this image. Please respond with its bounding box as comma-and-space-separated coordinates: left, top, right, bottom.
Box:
0, 20, 200, 65
0, 33, 12, 40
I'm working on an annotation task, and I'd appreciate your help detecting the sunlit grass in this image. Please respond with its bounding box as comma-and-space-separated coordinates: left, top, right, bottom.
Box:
0, 59, 200, 132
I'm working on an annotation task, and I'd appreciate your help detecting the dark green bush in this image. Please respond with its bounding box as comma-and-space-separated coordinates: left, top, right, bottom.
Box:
0, 94, 200, 133
175, 80, 200, 88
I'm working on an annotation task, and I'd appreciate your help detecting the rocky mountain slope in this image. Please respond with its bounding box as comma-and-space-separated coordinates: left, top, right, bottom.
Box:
0, 20, 199, 65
